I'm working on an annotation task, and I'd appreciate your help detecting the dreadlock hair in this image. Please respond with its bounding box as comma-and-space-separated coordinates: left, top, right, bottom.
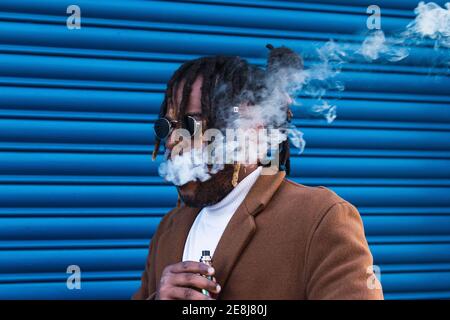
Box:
265, 44, 304, 175
153, 45, 303, 175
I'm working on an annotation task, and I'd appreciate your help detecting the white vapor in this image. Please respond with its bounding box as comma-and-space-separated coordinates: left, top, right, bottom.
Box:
359, 2, 450, 62
406, 2, 450, 48
158, 2, 450, 187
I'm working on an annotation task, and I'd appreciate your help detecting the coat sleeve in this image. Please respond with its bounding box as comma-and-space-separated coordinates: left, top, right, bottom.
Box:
131, 232, 158, 300
305, 201, 384, 300
131, 209, 174, 300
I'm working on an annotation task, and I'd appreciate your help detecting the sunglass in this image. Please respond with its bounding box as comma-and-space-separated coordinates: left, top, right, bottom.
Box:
154, 115, 201, 140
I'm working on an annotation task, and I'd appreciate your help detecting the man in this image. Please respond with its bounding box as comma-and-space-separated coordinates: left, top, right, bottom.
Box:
132, 46, 383, 300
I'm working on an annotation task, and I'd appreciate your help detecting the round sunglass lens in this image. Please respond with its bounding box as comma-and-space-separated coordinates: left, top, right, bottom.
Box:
154, 118, 171, 139
184, 116, 198, 136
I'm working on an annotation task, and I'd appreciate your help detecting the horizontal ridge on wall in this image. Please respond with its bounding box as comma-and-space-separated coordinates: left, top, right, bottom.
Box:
0, 0, 448, 300
0, 21, 443, 68
0, 185, 448, 208
0, 0, 428, 33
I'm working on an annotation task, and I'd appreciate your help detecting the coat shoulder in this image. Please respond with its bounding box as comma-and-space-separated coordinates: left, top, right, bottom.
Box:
281, 178, 348, 207
271, 178, 355, 226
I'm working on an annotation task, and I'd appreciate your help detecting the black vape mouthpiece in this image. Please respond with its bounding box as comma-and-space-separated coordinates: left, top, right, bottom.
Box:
202, 250, 211, 256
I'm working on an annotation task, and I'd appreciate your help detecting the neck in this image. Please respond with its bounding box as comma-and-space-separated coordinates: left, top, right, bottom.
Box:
206, 165, 262, 211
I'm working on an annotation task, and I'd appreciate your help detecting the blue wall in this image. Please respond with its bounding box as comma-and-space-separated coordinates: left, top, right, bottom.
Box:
0, 0, 449, 299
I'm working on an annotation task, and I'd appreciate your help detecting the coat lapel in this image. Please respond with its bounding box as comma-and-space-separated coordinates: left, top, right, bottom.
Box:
155, 169, 286, 293
155, 206, 201, 280
212, 169, 286, 293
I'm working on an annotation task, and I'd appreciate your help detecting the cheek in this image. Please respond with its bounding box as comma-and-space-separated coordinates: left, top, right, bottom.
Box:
179, 180, 199, 193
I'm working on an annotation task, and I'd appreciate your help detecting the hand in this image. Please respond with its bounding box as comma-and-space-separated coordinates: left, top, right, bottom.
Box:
155, 261, 221, 300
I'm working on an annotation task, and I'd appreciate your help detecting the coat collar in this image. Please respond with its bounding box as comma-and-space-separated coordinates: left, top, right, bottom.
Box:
156, 168, 286, 294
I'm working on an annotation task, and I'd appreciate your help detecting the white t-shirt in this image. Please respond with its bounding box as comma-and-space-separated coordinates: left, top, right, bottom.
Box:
182, 166, 262, 262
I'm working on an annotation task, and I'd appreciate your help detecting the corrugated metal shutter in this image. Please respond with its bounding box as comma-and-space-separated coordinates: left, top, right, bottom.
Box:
0, 0, 449, 299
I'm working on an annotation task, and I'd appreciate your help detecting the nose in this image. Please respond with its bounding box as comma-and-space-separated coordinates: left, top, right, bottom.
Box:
165, 129, 178, 151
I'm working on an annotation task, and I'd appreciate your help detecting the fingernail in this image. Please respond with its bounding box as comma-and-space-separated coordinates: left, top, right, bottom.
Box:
208, 267, 215, 275
216, 284, 221, 292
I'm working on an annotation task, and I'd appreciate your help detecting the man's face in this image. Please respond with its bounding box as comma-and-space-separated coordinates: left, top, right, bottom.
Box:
164, 75, 235, 208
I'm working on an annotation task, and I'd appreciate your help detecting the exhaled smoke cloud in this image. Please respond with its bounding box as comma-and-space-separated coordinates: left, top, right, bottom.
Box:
300, 40, 345, 123
158, 2, 449, 186
158, 148, 214, 186
406, 2, 450, 48
359, 2, 450, 63
358, 30, 410, 62
302, 1, 449, 124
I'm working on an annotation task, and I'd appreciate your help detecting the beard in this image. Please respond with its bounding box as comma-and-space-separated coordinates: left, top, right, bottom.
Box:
177, 164, 236, 208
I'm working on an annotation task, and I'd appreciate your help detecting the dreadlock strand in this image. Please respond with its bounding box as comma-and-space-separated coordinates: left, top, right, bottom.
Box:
200, 58, 220, 128
164, 60, 197, 117
153, 60, 198, 161
152, 139, 160, 161
156, 49, 297, 175
178, 60, 204, 122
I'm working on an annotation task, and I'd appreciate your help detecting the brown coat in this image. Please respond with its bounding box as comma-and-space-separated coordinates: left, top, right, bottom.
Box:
132, 170, 383, 300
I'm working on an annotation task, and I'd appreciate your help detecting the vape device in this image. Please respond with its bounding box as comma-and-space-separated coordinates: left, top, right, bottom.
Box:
199, 250, 214, 297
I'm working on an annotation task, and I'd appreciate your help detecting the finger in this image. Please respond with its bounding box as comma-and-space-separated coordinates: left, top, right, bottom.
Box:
170, 273, 220, 293
169, 287, 215, 300
169, 261, 214, 276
